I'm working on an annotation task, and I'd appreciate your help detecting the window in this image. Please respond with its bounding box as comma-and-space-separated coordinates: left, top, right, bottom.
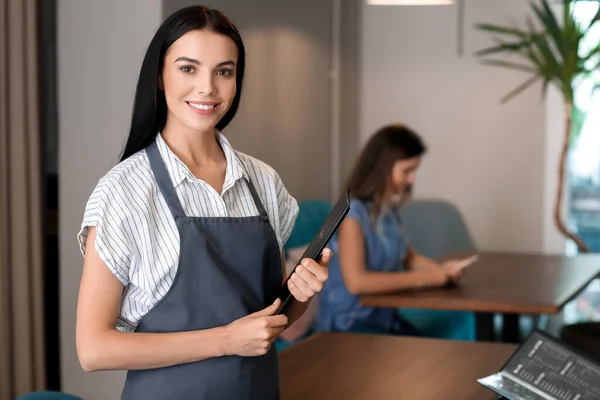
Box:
564, 1, 600, 323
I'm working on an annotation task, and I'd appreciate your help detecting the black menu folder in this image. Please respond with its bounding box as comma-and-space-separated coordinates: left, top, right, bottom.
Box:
478, 329, 600, 400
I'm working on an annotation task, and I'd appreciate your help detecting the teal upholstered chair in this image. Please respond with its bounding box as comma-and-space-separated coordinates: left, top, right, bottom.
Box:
283, 200, 333, 256
400, 199, 476, 260
15, 392, 83, 400
276, 199, 333, 351
398, 199, 477, 341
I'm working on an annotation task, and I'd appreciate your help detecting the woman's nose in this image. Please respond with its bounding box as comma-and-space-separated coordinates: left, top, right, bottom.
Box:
196, 70, 216, 95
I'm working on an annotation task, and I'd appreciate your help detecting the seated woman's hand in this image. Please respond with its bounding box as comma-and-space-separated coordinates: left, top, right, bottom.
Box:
441, 259, 469, 283
287, 248, 332, 302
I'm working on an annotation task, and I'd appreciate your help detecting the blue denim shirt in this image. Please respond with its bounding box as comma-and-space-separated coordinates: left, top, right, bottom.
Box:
315, 198, 408, 332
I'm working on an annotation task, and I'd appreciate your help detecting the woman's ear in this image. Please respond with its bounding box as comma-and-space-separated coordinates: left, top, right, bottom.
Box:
157, 75, 164, 91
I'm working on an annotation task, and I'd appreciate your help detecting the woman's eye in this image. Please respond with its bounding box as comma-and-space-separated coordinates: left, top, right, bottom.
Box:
180, 66, 195, 73
217, 69, 233, 76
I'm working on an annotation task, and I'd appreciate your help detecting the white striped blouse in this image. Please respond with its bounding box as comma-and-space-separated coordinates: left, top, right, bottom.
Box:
78, 132, 299, 331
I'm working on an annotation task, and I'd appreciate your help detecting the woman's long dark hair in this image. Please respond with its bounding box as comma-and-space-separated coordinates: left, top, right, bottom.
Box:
346, 124, 427, 214
120, 6, 246, 161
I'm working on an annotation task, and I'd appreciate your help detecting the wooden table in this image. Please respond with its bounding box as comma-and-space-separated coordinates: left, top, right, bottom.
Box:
279, 332, 516, 400
360, 252, 600, 342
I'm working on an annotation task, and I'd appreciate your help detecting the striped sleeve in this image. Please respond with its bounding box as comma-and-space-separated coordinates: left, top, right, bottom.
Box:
77, 175, 133, 286
274, 171, 299, 247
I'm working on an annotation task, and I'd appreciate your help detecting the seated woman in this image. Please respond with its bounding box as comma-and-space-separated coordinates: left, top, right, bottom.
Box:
315, 124, 471, 335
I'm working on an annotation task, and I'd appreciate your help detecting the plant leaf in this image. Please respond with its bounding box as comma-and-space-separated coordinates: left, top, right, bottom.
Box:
474, 23, 528, 38
501, 75, 541, 103
523, 17, 551, 74
531, 0, 564, 56
531, 32, 564, 84
473, 0, 592, 105
480, 59, 538, 73
474, 39, 537, 57
541, 76, 553, 99
582, 44, 600, 61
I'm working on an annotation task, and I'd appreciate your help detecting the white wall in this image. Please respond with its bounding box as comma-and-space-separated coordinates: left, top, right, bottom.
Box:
58, 1, 162, 399
360, 0, 564, 253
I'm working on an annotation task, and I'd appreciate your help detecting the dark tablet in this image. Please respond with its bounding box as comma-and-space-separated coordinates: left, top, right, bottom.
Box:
274, 188, 350, 315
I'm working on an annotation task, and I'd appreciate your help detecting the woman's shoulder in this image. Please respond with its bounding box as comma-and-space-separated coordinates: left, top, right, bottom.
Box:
349, 197, 370, 210
233, 150, 299, 247
98, 151, 152, 189
78, 150, 154, 283
85, 150, 155, 214
234, 151, 281, 183
348, 198, 371, 218
347, 198, 384, 232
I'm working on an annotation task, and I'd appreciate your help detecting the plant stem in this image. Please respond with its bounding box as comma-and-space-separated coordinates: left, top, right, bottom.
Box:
554, 102, 590, 253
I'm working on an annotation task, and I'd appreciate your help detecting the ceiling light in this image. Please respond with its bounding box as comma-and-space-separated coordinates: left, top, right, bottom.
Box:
366, 0, 454, 5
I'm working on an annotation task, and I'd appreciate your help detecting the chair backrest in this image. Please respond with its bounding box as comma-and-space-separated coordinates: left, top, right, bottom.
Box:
399, 199, 475, 260
284, 199, 332, 252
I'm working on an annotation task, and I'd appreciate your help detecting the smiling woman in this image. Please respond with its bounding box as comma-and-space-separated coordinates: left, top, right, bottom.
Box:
161, 31, 238, 136
119, 7, 246, 161
74, 5, 331, 400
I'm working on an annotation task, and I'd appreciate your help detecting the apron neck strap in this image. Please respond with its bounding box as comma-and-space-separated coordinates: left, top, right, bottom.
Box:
234, 151, 269, 218
146, 140, 186, 218
146, 140, 270, 220
244, 177, 268, 218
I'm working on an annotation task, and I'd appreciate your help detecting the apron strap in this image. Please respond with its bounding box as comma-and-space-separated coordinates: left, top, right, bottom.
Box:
146, 140, 186, 219
146, 140, 269, 220
234, 151, 269, 219
245, 178, 269, 218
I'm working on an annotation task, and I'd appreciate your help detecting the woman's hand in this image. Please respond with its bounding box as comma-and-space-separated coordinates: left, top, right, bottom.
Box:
287, 248, 332, 302
418, 266, 451, 287
417, 263, 465, 288
441, 258, 471, 283
224, 299, 288, 357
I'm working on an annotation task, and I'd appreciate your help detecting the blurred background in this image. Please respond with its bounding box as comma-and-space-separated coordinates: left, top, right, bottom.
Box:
1, 0, 599, 399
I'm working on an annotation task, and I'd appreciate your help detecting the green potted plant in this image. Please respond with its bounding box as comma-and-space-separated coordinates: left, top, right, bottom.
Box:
474, 0, 600, 253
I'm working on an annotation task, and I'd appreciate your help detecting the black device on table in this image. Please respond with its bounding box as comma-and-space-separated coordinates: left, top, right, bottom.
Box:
274, 188, 350, 315
478, 328, 600, 400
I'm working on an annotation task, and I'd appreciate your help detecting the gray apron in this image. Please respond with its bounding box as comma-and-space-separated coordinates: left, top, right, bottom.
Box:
121, 141, 283, 400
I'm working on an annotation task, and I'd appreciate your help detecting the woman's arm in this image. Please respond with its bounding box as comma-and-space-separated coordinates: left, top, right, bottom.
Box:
404, 246, 470, 284
337, 219, 449, 295
76, 227, 287, 372
76, 228, 229, 371
404, 246, 441, 271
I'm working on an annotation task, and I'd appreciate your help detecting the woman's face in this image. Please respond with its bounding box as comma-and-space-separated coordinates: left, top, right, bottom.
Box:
390, 156, 421, 195
161, 29, 238, 134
